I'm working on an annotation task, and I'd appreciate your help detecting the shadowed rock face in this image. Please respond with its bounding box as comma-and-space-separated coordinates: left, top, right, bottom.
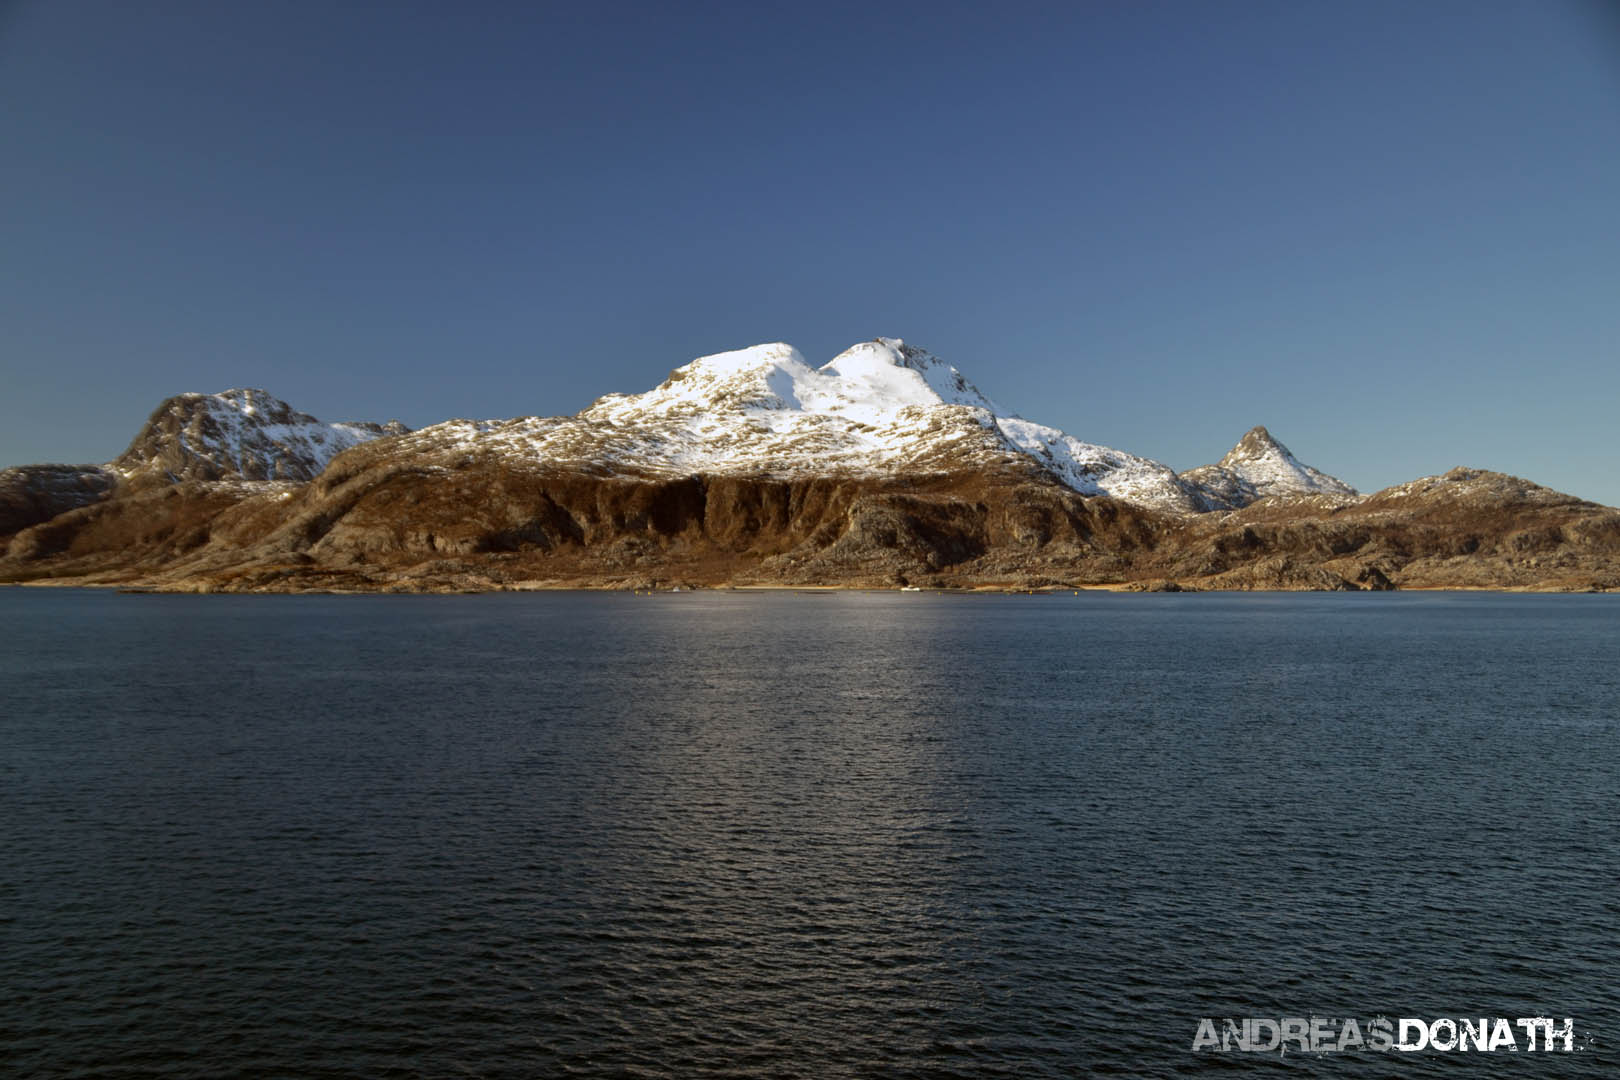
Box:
0, 464, 117, 538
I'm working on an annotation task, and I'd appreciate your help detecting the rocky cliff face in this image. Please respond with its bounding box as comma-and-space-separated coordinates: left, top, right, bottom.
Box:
2, 340, 1617, 593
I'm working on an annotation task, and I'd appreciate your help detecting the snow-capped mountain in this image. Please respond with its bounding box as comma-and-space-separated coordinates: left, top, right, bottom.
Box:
114, 388, 408, 486
10, 337, 1620, 595
392, 338, 1215, 512
1180, 426, 1356, 508
2, 340, 1354, 543
1, 390, 407, 537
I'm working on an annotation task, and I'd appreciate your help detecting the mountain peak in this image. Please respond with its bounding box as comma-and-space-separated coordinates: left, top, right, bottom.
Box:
211, 387, 292, 415
395, 338, 1212, 512
1239, 424, 1276, 445
1221, 425, 1291, 467
584, 337, 1001, 428
1181, 426, 1357, 509
113, 388, 406, 486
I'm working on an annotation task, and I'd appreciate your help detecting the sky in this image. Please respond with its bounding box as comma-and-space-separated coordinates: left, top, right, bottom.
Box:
3, 0, 1618, 503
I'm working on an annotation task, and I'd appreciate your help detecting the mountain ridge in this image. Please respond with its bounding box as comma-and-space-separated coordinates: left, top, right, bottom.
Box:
2, 337, 1616, 593
378, 338, 1341, 514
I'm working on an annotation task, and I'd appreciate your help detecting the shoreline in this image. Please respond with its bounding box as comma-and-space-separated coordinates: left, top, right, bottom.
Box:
4, 578, 1612, 597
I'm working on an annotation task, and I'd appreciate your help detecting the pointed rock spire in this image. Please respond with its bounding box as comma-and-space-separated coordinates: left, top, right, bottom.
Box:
1181, 426, 1357, 509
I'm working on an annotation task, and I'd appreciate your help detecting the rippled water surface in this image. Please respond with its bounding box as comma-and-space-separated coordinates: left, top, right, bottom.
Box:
3, 588, 1617, 1077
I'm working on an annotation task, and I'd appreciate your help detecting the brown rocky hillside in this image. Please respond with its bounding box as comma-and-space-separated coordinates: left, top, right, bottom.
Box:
4, 447, 1617, 593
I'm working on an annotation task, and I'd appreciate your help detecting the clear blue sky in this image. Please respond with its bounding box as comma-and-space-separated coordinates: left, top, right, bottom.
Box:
4, 1, 1618, 502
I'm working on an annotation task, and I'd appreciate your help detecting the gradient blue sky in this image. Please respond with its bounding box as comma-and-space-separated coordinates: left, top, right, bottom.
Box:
4, 1, 1618, 502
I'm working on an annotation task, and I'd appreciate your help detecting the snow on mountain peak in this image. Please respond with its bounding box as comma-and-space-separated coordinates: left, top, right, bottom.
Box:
585, 342, 810, 418
584, 338, 999, 426
211, 387, 283, 418
391, 337, 1213, 512
72, 342, 1355, 517
815, 338, 1002, 414
1181, 425, 1357, 508
113, 388, 407, 486
3, 341, 1368, 527
1221, 425, 1290, 467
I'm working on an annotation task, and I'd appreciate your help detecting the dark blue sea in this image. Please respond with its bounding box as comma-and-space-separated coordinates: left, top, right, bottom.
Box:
2, 588, 1616, 1077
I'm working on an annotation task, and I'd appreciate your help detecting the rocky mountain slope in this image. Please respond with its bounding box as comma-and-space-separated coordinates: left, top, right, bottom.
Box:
0, 389, 405, 536
0, 464, 118, 540
2, 338, 1616, 593
112, 388, 408, 487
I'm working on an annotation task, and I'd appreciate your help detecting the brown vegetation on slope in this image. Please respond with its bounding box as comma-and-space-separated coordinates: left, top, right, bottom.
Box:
0, 464, 117, 537
4, 446, 1618, 593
